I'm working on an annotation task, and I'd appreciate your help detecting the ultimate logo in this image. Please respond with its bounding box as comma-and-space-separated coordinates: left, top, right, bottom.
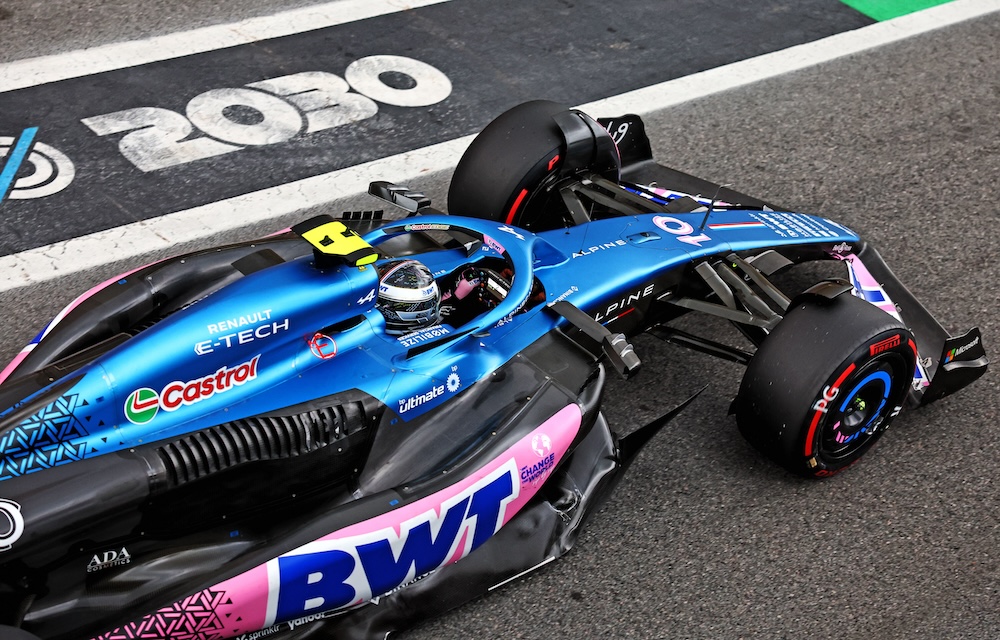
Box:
123, 355, 261, 424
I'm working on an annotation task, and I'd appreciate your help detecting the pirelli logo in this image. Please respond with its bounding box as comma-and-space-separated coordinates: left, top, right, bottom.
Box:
870, 334, 901, 356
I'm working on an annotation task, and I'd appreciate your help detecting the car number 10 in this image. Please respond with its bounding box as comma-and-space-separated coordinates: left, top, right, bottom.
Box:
81, 55, 452, 172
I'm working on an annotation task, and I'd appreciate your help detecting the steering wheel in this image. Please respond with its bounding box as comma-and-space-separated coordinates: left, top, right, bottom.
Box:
362, 215, 535, 336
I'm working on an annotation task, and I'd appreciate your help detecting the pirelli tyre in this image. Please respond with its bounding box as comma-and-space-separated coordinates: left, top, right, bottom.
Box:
447, 100, 619, 230
736, 293, 917, 478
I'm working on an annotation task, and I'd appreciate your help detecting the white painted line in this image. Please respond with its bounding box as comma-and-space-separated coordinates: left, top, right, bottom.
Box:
1, 0, 998, 293
488, 556, 557, 591
0, 134, 476, 290
0, 0, 455, 94
578, 0, 1000, 116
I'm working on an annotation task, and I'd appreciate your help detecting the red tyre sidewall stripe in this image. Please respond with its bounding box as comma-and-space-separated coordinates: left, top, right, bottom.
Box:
505, 188, 529, 225
803, 362, 857, 457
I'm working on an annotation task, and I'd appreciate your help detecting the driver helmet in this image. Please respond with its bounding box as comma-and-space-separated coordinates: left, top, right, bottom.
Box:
375, 259, 441, 335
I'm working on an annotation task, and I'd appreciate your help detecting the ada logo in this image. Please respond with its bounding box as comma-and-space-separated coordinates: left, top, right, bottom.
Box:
87, 546, 132, 572
124, 355, 261, 424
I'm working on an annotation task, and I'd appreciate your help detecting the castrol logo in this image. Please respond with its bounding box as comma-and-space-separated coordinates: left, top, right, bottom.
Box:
124, 355, 260, 424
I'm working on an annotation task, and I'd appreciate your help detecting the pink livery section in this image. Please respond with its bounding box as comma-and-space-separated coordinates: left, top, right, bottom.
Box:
0, 261, 159, 385
93, 403, 584, 640
838, 252, 930, 390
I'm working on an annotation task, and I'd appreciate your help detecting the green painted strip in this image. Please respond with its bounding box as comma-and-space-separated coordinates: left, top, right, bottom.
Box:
839, 0, 956, 21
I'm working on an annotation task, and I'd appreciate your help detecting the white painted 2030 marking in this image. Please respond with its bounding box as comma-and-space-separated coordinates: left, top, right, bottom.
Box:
82, 56, 452, 172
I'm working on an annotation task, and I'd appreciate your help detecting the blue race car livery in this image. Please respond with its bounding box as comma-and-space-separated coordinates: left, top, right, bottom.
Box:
0, 101, 987, 640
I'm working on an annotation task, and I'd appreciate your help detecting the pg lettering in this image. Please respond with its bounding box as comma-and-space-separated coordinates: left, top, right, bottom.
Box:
812, 385, 839, 414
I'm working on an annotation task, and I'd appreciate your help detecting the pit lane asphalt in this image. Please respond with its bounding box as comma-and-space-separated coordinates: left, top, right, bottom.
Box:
0, 0, 340, 64
1, 9, 998, 640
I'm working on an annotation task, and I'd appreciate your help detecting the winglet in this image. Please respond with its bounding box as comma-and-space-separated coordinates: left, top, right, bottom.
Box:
292, 214, 379, 268
618, 386, 706, 466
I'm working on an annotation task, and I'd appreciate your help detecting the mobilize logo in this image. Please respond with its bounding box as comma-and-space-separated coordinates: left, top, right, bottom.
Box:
124, 355, 261, 424
397, 325, 450, 349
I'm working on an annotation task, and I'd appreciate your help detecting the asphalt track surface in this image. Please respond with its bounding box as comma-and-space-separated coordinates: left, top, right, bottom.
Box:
1, 3, 999, 640
0, 0, 874, 256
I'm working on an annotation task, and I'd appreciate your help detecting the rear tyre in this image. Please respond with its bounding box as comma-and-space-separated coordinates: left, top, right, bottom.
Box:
736, 293, 916, 478
447, 100, 619, 230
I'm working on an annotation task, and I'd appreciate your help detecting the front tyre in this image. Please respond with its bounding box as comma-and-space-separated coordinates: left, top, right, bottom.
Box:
736, 293, 916, 478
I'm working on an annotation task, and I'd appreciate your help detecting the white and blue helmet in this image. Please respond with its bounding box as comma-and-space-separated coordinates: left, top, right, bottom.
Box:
376, 259, 441, 335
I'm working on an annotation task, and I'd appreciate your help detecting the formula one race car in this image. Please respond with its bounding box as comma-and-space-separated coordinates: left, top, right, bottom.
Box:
0, 101, 987, 640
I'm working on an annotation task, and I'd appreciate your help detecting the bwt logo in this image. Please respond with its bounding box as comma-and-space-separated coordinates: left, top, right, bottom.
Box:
271, 461, 518, 624
0, 128, 75, 204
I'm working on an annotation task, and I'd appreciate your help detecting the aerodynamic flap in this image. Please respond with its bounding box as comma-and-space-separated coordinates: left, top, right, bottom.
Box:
921, 327, 988, 405
293, 214, 379, 268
